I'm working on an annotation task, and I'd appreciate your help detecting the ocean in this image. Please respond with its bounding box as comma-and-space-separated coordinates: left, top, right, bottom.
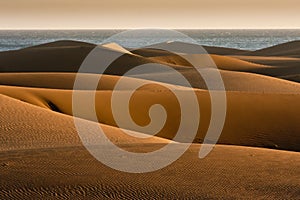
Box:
0, 29, 300, 52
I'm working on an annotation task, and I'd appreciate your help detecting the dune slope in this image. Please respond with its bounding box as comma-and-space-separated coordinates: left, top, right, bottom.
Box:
1, 40, 300, 199
0, 95, 299, 199
0, 84, 300, 151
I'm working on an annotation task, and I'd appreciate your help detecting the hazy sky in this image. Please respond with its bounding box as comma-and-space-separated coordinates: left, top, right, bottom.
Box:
1, 0, 300, 29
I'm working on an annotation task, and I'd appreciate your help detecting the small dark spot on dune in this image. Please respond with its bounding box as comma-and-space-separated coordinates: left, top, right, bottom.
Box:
47, 101, 61, 113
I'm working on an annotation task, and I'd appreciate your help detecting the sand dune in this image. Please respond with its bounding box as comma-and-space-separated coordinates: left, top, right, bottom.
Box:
246, 40, 300, 57
1, 40, 300, 199
0, 40, 185, 75
1, 145, 299, 199
1, 39, 298, 83
26, 40, 96, 49
278, 74, 300, 82
1, 84, 300, 152
230, 55, 300, 71
2, 71, 300, 93
150, 54, 269, 71
102, 42, 134, 55
217, 70, 300, 93
0, 94, 169, 152
0, 42, 92, 72
0, 73, 190, 90
202, 45, 250, 55
0, 94, 299, 199
130, 68, 300, 92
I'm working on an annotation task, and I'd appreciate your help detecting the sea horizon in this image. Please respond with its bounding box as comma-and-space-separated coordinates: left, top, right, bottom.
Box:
1, 29, 300, 52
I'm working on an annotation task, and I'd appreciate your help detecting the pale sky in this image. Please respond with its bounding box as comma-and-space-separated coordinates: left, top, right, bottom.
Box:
0, 0, 300, 29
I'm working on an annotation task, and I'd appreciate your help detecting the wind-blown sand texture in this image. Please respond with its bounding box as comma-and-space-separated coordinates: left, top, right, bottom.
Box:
0, 40, 300, 199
